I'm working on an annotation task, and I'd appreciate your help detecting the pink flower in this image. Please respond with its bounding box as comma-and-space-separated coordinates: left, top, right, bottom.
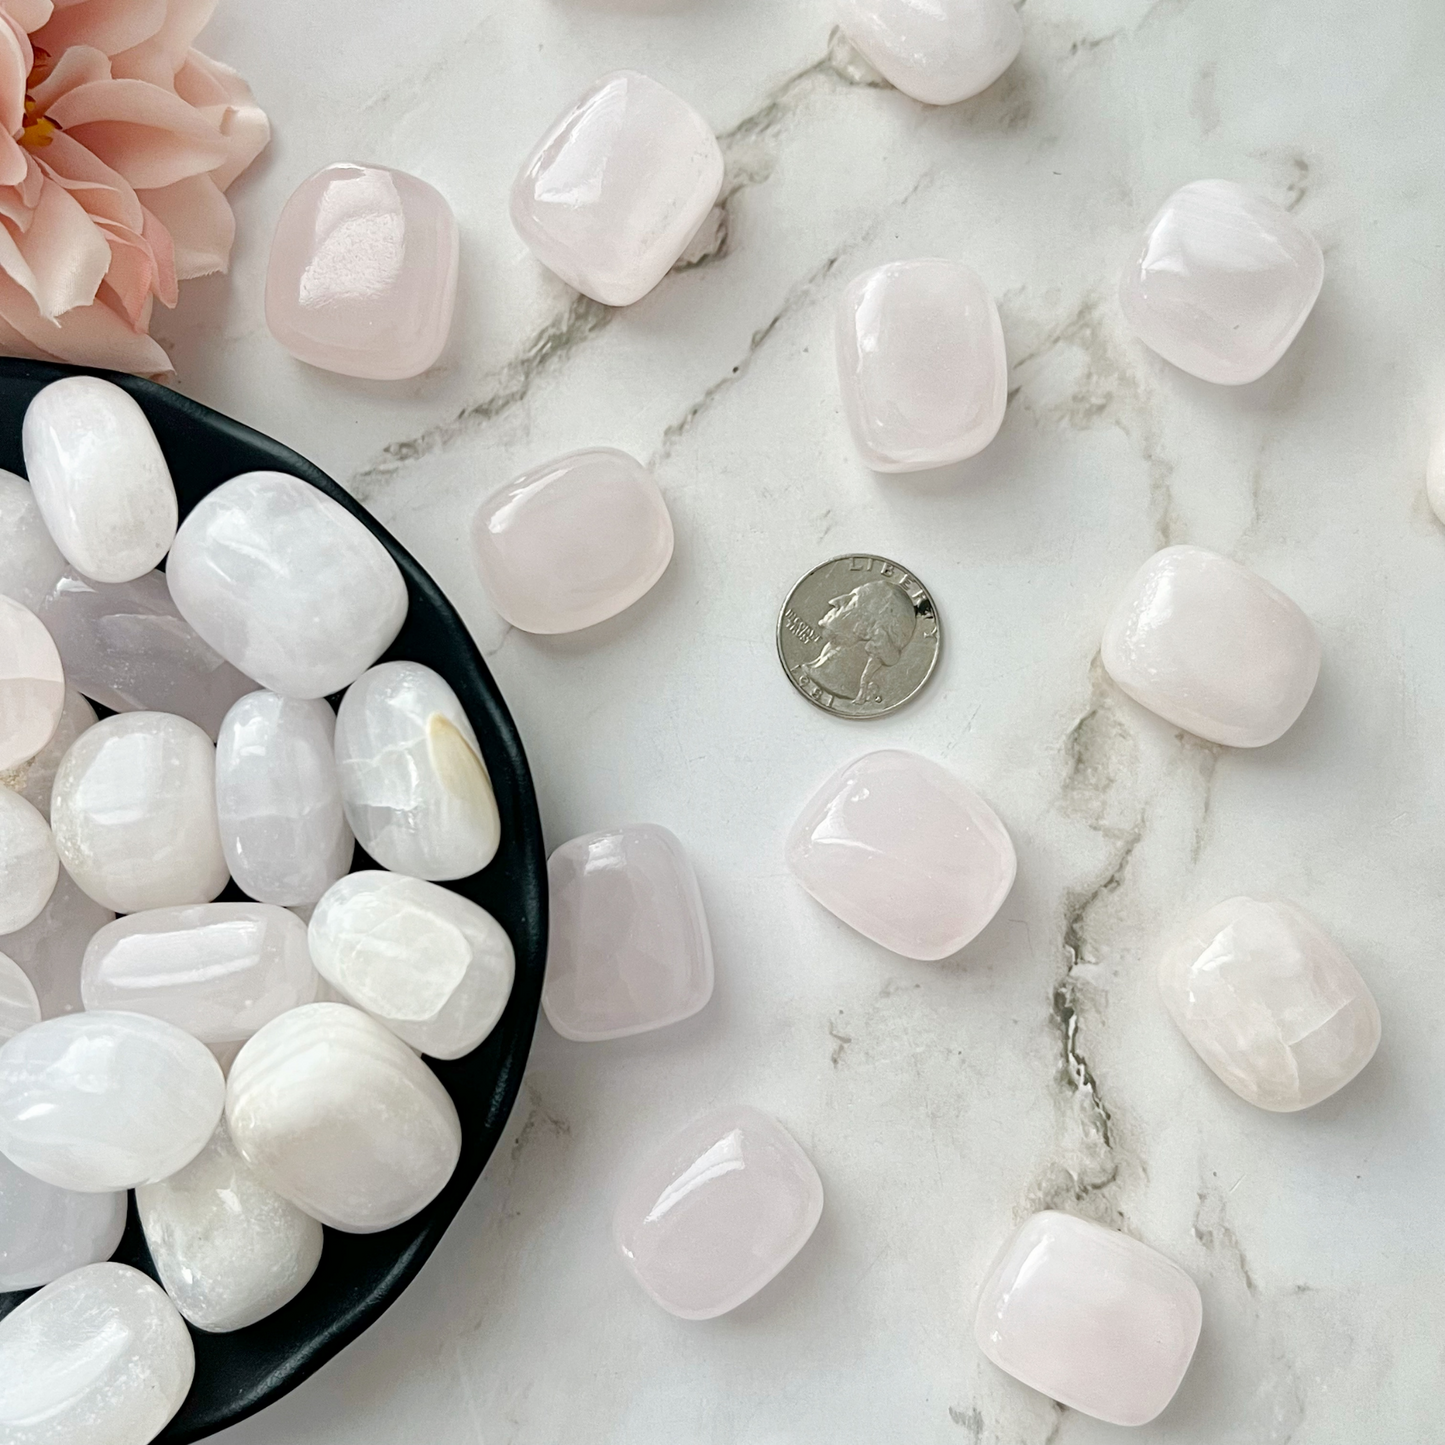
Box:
0, 0, 268, 376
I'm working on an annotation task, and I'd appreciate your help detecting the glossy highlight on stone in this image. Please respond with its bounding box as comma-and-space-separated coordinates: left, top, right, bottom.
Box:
614, 1105, 823, 1320
1120, 180, 1324, 385
0, 1262, 195, 1445
511, 70, 724, 307
0, 471, 64, 612
266, 163, 460, 380
472, 449, 674, 634
308, 871, 513, 1060
0, 593, 64, 773
0, 786, 58, 934
226, 1002, 462, 1233
0, 952, 40, 1042
839, 0, 1023, 105
1158, 896, 1381, 1111
22, 376, 178, 584
167, 471, 409, 700
0, 1151, 126, 1290
1101, 545, 1321, 748
786, 749, 1016, 960
975, 1211, 1202, 1427
836, 259, 1007, 472
544, 824, 713, 1041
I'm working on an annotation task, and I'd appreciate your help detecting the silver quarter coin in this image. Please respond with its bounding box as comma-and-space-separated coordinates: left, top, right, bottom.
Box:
776, 554, 941, 718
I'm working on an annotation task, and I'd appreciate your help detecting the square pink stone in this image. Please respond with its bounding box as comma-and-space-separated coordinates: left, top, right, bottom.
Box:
975, 1211, 1203, 1427
786, 749, 1016, 961
265, 163, 459, 380
543, 824, 712, 1042
614, 1105, 823, 1320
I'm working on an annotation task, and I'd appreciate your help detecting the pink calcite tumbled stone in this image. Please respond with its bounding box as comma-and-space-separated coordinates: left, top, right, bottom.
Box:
511, 71, 724, 307
265, 163, 459, 380
614, 1105, 823, 1319
975, 1211, 1203, 1426
786, 749, 1016, 961
471, 449, 674, 634
0, 594, 65, 773
543, 824, 713, 1042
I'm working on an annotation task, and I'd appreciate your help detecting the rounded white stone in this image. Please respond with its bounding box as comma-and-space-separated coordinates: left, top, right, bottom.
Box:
0, 1262, 195, 1445
21, 376, 178, 585
227, 1002, 462, 1233
137, 1120, 324, 1333
0, 952, 40, 1041
0, 1011, 224, 1191
309, 871, 514, 1059
216, 691, 354, 905
0, 867, 113, 1019
0, 788, 58, 934
82, 904, 319, 1044
0, 689, 95, 818
0, 1152, 126, 1290
335, 662, 500, 881
0, 594, 65, 774
167, 471, 409, 700
0, 471, 65, 613
50, 711, 229, 913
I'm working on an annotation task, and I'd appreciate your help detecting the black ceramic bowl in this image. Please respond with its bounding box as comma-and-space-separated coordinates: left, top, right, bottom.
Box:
0, 358, 547, 1442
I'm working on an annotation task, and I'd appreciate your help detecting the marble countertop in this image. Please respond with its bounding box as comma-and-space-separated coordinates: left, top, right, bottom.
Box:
179, 1, 1445, 1440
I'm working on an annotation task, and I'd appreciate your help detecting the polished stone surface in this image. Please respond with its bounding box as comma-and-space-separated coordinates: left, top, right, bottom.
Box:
836, 258, 1008, 471
1119, 179, 1325, 386
0, 1011, 224, 1191
1158, 896, 1381, 1112
0, 472, 64, 614
839, 0, 1022, 105
0, 788, 58, 935
82, 904, 319, 1045
308, 871, 513, 1060
266, 163, 460, 380
21, 377, 178, 585
0, 953, 39, 1043
167, 471, 409, 700
50, 712, 230, 914
786, 749, 1016, 960
614, 1105, 823, 1319
226, 1002, 462, 1232
975, 1211, 1203, 1427
0, 1262, 194, 1445
471, 449, 674, 634
0, 1152, 126, 1291
0, 868, 112, 1020
137, 1120, 325, 1333
545, 824, 713, 1041
38, 570, 255, 740
335, 661, 500, 880
216, 692, 355, 905
0, 595, 65, 774
511, 70, 724, 307
1101, 545, 1321, 748
0, 690, 95, 818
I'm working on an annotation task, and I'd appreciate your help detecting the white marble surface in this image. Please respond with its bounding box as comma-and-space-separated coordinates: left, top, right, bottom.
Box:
168, 1, 1445, 1440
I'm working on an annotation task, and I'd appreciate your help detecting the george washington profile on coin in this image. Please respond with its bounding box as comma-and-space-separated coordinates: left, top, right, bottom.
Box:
802, 578, 918, 706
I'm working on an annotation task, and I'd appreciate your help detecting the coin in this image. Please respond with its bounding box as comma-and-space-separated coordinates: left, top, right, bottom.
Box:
776, 554, 941, 719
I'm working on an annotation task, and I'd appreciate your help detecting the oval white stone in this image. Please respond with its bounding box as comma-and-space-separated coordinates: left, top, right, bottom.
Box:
166, 471, 409, 699
227, 1002, 462, 1232
0, 787, 58, 934
0, 688, 95, 817
0, 1010, 224, 1190
334, 661, 500, 880
0, 1152, 126, 1290
0, 1262, 194, 1445
0, 470, 65, 613
82, 904, 319, 1044
0, 951, 40, 1041
0, 866, 112, 1019
22, 376, 178, 584
309, 871, 514, 1059
137, 1120, 324, 1332
216, 692, 354, 905
0, 594, 64, 773
50, 711, 229, 913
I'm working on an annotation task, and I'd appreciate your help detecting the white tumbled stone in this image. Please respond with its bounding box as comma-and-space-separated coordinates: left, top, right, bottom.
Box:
309, 871, 514, 1059
216, 692, 354, 905
0, 1262, 194, 1445
50, 711, 229, 913
0, 1011, 223, 1191
137, 1119, 324, 1333
0, 787, 58, 934
0, 952, 40, 1042
335, 661, 500, 880
0, 594, 64, 774
0, 689, 95, 817
0, 471, 65, 613
227, 1002, 462, 1233
0, 1152, 126, 1290
22, 376, 178, 584
167, 471, 409, 700
82, 904, 319, 1044
0, 867, 112, 1019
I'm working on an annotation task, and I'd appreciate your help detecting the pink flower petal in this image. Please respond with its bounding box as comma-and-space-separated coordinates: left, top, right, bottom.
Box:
136, 169, 227, 278
28, 41, 111, 112
0, 14, 27, 138
13, 173, 111, 316
175, 50, 268, 191
36, 128, 142, 226
2, 1, 55, 33
110, 0, 211, 86
0, 265, 172, 374
33, 0, 167, 59
140, 201, 175, 302
0, 131, 29, 189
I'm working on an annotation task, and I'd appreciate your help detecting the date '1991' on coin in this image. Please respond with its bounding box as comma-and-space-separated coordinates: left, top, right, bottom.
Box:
776, 554, 941, 718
